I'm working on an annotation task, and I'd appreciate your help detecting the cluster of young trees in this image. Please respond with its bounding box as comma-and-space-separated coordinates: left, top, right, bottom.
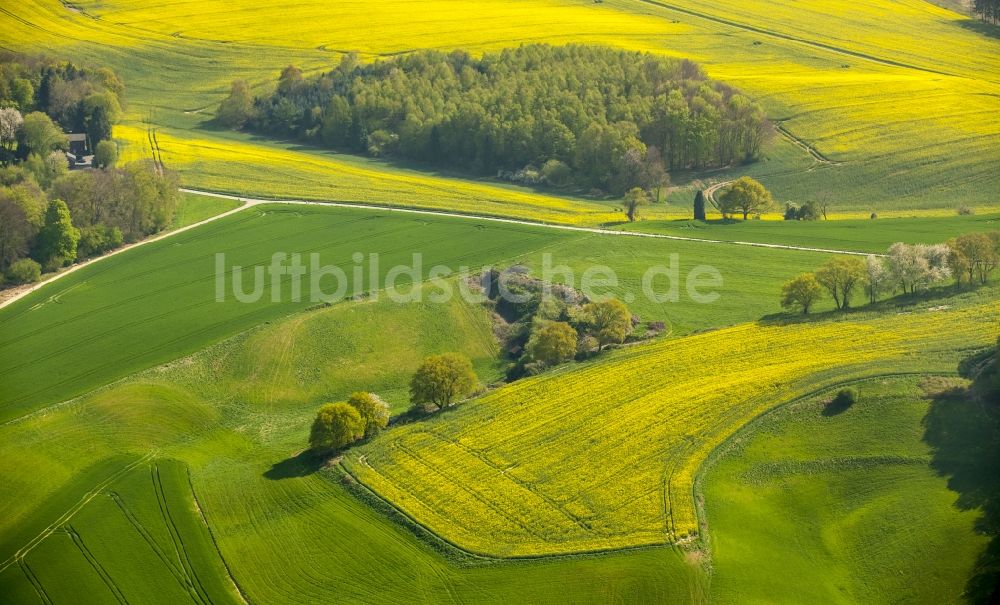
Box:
781, 233, 999, 314
225, 45, 769, 196
0, 160, 179, 284
974, 0, 1000, 23
308, 354, 481, 455
309, 392, 391, 454
782, 200, 825, 221
0, 54, 124, 162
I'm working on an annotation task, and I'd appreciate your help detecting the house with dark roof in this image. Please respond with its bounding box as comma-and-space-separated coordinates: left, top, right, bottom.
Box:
65, 133, 93, 169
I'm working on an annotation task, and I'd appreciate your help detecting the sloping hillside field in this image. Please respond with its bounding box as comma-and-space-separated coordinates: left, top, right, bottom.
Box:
345, 301, 998, 555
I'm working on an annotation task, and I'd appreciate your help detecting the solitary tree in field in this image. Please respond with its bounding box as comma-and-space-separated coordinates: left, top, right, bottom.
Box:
780, 273, 823, 314
526, 321, 578, 365
309, 402, 365, 454
217, 80, 254, 129
347, 392, 390, 437
410, 353, 478, 410
693, 190, 707, 221
584, 299, 632, 348
815, 256, 866, 310
718, 176, 774, 220
623, 187, 650, 222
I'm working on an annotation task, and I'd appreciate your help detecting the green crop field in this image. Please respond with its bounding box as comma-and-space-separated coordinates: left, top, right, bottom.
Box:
622, 213, 1000, 253
2, 265, 994, 602
0, 283, 706, 604
701, 377, 990, 604
171, 192, 242, 229
0, 204, 574, 421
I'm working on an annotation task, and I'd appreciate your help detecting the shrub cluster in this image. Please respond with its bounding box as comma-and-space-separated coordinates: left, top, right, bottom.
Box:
478, 268, 635, 379
309, 392, 391, 454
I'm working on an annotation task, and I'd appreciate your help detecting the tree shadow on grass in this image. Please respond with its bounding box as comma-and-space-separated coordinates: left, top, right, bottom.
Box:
957, 19, 1000, 41
922, 347, 1000, 603
263, 450, 326, 480
758, 285, 975, 328
821, 397, 853, 417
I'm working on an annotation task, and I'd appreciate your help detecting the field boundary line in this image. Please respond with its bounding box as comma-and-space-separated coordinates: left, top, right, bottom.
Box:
0, 199, 252, 311
0, 186, 872, 312
689, 371, 958, 558
179, 189, 874, 256
347, 371, 969, 562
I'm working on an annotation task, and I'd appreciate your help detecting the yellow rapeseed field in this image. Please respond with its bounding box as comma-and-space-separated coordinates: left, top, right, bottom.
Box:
345, 303, 999, 556
3, 0, 999, 214
114, 125, 651, 224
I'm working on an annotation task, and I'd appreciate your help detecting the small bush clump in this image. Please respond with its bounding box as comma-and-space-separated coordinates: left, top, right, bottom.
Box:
6, 258, 41, 284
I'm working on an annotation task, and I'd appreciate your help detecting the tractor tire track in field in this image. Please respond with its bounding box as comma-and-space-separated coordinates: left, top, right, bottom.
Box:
628, 0, 995, 83
184, 467, 252, 605
151, 463, 214, 605
774, 121, 844, 169
0, 452, 156, 574
110, 491, 192, 586
0, 186, 871, 312
432, 429, 596, 535
66, 525, 130, 604
19, 559, 53, 605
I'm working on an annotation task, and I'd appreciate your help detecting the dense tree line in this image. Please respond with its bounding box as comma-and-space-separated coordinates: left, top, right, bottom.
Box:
974, 0, 1000, 23
0, 161, 179, 283
0, 55, 173, 286
0, 53, 124, 161
227, 45, 770, 195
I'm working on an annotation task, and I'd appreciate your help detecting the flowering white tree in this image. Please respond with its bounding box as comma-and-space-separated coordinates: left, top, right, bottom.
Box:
0, 107, 24, 159
864, 254, 889, 304
886, 242, 951, 294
